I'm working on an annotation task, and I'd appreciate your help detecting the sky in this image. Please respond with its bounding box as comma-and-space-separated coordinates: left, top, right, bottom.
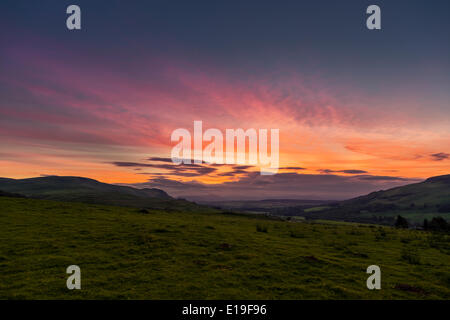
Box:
0, 0, 449, 200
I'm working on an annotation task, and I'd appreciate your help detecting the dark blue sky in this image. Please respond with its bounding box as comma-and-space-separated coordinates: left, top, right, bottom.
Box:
1, 0, 449, 126
2, 1, 449, 77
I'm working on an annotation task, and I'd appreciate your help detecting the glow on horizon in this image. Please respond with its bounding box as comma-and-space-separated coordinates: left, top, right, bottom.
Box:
0, 43, 449, 188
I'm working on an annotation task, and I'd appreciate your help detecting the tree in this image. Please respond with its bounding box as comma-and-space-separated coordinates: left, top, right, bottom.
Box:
423, 219, 429, 230
428, 217, 449, 232
394, 215, 409, 229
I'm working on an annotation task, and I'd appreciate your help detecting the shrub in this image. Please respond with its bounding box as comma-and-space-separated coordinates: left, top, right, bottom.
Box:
395, 215, 409, 229
256, 224, 268, 233
401, 247, 420, 265
289, 230, 305, 238
375, 227, 387, 241
428, 217, 449, 232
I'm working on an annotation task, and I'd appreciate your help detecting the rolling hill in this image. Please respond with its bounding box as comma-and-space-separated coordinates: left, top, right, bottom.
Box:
0, 176, 207, 212
306, 174, 450, 224
343, 175, 450, 208
1, 174, 449, 225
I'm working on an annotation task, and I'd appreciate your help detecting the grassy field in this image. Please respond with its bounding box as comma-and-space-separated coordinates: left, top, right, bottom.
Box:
0, 196, 449, 299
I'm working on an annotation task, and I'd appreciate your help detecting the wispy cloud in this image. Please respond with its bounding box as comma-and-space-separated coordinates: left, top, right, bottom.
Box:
111, 161, 218, 177
430, 152, 449, 161
319, 169, 368, 174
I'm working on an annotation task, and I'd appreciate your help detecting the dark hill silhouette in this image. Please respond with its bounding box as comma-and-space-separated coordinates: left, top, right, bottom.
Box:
0, 176, 207, 212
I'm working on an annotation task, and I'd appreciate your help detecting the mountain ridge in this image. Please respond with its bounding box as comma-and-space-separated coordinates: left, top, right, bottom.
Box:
305, 174, 450, 224
0, 176, 211, 211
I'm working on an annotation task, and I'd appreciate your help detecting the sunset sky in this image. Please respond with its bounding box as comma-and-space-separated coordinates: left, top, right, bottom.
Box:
0, 0, 449, 200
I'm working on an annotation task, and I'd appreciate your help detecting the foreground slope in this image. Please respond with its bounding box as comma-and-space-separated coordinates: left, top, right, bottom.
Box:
0, 196, 449, 299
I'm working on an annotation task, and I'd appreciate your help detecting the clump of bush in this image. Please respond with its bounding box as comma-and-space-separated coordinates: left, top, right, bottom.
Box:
375, 227, 387, 241
401, 247, 421, 265
395, 215, 409, 229
256, 224, 268, 233
423, 217, 449, 232
289, 230, 305, 238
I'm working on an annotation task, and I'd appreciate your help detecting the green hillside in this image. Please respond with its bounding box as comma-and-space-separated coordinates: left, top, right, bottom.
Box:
0, 196, 449, 299
0, 176, 205, 212
306, 175, 450, 224
344, 175, 450, 208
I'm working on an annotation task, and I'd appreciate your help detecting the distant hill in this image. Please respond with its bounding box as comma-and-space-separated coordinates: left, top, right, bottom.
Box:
0, 176, 208, 212
306, 174, 450, 224
343, 175, 450, 208
201, 199, 335, 209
